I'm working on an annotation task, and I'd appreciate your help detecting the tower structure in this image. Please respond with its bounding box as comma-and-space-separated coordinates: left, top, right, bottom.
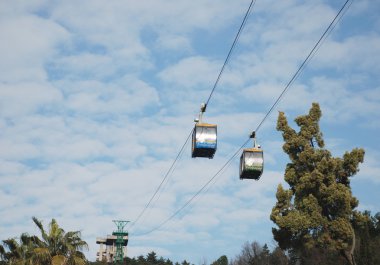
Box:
112, 220, 130, 264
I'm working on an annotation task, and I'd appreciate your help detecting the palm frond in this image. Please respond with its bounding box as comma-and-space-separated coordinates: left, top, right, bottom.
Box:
2, 238, 19, 253
32, 217, 49, 243
51, 254, 66, 265
33, 247, 51, 265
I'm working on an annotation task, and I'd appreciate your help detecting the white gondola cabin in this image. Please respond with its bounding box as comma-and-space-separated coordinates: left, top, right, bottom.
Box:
239, 132, 264, 180
192, 123, 217, 159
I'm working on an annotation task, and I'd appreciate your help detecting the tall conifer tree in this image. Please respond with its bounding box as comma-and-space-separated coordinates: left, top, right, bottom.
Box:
271, 103, 365, 265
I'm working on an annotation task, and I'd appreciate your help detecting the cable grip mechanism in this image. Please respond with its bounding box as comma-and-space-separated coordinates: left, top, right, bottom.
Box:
250, 131, 259, 148
194, 103, 207, 124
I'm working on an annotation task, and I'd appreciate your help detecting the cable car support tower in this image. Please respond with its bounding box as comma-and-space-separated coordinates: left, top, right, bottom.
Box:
112, 220, 129, 264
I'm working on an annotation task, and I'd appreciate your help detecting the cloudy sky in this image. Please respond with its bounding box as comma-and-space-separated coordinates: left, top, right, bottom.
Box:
1, 0, 379, 263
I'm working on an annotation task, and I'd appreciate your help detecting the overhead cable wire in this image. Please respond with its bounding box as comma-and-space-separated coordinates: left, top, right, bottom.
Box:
134, 138, 250, 236
205, 0, 257, 107
129, 128, 193, 231
131, 0, 257, 233
134, 0, 353, 236
255, 0, 352, 133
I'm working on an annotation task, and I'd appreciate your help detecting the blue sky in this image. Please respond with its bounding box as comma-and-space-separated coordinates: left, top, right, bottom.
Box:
1, 0, 379, 263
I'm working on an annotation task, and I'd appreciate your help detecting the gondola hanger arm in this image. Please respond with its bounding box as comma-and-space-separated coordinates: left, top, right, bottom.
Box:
195, 103, 207, 124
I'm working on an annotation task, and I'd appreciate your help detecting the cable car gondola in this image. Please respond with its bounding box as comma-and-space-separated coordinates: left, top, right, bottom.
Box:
191, 104, 217, 159
192, 123, 217, 158
240, 132, 264, 180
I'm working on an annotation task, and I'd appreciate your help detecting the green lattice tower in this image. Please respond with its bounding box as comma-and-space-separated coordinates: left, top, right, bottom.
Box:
112, 220, 129, 264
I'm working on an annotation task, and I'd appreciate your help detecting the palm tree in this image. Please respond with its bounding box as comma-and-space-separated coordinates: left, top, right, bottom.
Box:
0, 233, 36, 265
31, 217, 89, 265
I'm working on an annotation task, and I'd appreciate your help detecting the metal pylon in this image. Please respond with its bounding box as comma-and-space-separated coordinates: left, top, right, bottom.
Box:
112, 220, 129, 264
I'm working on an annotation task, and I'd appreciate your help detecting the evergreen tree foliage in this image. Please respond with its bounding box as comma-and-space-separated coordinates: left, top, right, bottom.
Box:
180, 260, 190, 265
287, 246, 346, 265
96, 252, 190, 265
147, 252, 158, 264
210, 255, 228, 265
354, 211, 380, 265
270, 103, 365, 265
89, 261, 107, 265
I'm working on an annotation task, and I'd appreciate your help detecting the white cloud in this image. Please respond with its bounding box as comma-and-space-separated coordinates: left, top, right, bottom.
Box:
0, 82, 63, 117
314, 34, 380, 73
156, 34, 192, 52
0, 13, 69, 82
158, 56, 220, 88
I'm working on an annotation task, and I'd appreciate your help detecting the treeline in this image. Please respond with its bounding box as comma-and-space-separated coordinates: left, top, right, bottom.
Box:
88, 212, 380, 265
89, 251, 194, 265
87, 243, 288, 265
1, 211, 379, 265
230, 242, 288, 265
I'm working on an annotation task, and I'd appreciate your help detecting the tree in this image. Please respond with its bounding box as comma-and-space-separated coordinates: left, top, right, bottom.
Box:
259, 244, 270, 265
163, 258, 173, 265
0, 245, 4, 265
120, 252, 177, 265
181, 260, 191, 265
354, 211, 380, 265
31, 217, 88, 265
123, 257, 138, 265
0, 233, 37, 265
271, 103, 365, 265
88, 261, 107, 265
147, 252, 158, 264
231, 241, 289, 265
269, 247, 288, 265
234, 241, 261, 265
211, 255, 228, 265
